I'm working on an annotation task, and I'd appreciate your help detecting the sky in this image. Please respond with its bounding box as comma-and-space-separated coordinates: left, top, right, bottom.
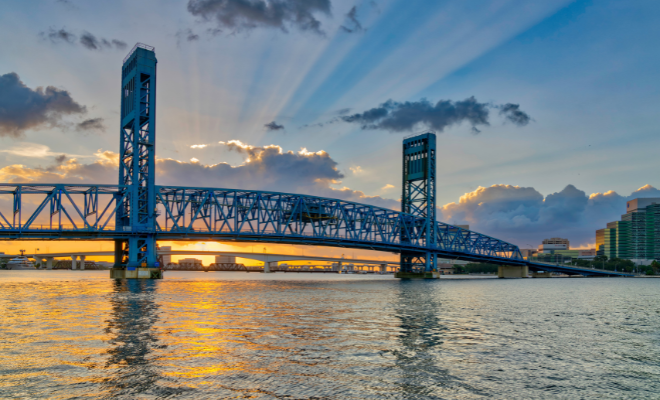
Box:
1, 0, 659, 255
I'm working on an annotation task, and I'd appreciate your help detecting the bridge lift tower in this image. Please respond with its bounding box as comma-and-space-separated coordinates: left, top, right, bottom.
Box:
398, 132, 438, 277
114, 44, 159, 276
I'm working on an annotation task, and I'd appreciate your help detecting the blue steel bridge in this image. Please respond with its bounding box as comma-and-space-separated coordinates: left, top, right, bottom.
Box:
0, 44, 631, 278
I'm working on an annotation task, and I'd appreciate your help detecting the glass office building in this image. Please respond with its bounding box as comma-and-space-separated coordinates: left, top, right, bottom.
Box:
595, 198, 660, 260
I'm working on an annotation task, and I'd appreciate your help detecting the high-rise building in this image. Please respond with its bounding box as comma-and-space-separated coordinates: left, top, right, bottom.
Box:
595, 198, 660, 262
538, 237, 570, 251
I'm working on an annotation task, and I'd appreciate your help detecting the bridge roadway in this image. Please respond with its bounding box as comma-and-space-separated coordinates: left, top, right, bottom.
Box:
1, 251, 634, 277
6, 251, 399, 266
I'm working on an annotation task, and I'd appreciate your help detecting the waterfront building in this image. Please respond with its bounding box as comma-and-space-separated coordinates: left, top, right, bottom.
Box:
160, 246, 172, 266
179, 258, 203, 268
538, 238, 570, 251
215, 255, 237, 264
594, 198, 660, 263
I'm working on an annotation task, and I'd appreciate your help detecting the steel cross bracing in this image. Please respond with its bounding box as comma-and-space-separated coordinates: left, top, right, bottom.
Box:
401, 133, 437, 272
117, 44, 157, 268
0, 184, 524, 265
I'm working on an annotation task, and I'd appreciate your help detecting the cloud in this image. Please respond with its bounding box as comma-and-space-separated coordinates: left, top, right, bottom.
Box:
340, 97, 532, 133
40, 27, 76, 44
0, 149, 119, 184
39, 28, 126, 51
79, 32, 127, 50
176, 28, 200, 44
0, 141, 397, 209
187, 0, 332, 35
0, 72, 87, 137
264, 121, 285, 131
349, 165, 363, 175
381, 183, 395, 191
76, 117, 105, 133
158, 140, 398, 208
0, 143, 88, 159
440, 184, 660, 247
340, 6, 363, 33
190, 144, 208, 149
499, 103, 531, 126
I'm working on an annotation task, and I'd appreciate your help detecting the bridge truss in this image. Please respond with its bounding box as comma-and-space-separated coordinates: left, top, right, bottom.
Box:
0, 184, 523, 266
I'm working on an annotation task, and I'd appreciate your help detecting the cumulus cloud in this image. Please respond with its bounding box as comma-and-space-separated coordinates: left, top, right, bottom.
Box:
264, 121, 284, 131
340, 6, 363, 33
0, 149, 118, 184
39, 28, 126, 50
187, 0, 332, 35
76, 117, 105, 133
0, 72, 87, 137
340, 97, 531, 133
0, 141, 397, 209
440, 184, 660, 247
158, 140, 398, 208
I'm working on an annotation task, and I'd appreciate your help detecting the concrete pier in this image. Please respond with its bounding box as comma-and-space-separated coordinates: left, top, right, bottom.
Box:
110, 268, 163, 279
71, 255, 78, 270
498, 265, 529, 278
395, 271, 440, 279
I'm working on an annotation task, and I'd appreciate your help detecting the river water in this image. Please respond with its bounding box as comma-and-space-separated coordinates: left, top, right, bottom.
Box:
0, 271, 658, 399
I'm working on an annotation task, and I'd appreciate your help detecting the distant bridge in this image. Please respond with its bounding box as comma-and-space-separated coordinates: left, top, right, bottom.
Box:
0, 44, 633, 278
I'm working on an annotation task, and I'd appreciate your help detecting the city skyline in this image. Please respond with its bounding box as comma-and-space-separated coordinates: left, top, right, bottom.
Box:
1, 0, 659, 248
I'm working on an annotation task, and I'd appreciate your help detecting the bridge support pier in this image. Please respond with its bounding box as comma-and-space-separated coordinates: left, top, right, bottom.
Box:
265, 261, 277, 273
45, 257, 53, 270
71, 255, 78, 270
498, 265, 529, 278
79, 255, 86, 270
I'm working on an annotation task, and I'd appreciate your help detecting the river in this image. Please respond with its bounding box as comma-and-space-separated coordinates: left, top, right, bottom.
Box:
0, 271, 658, 399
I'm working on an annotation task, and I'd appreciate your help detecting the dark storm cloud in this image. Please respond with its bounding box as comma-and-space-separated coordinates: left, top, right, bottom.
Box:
264, 121, 285, 131
499, 103, 531, 126
80, 32, 127, 50
340, 6, 363, 33
187, 0, 332, 35
76, 117, 105, 133
0, 72, 86, 137
341, 97, 532, 133
40, 27, 76, 44
54, 154, 67, 164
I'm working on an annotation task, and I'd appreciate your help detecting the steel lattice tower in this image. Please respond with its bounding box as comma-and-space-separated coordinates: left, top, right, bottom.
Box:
115, 44, 158, 270
400, 132, 437, 273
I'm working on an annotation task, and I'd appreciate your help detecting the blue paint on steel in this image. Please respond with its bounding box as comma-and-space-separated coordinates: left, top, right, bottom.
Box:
0, 44, 634, 278
401, 132, 437, 273
117, 43, 157, 268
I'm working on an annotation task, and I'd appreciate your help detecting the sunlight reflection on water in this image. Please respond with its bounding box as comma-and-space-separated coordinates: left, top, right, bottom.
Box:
0, 272, 659, 399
